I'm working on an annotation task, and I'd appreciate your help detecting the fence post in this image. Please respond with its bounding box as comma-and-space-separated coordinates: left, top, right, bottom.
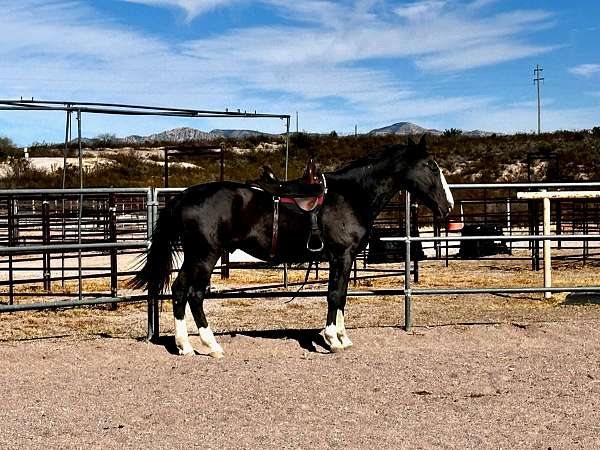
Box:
146, 188, 160, 342
411, 202, 419, 282
109, 193, 118, 310
583, 201, 589, 265
404, 191, 412, 332
8, 197, 15, 305
42, 196, 51, 291
542, 191, 552, 299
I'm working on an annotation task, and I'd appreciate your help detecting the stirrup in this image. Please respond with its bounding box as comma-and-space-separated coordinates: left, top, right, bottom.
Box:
307, 235, 324, 252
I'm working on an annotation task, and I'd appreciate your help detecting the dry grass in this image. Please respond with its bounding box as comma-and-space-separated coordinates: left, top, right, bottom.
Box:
2, 250, 599, 342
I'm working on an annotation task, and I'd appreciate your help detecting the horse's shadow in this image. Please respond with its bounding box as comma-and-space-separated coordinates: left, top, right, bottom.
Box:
154, 328, 329, 356
228, 328, 329, 353
562, 292, 600, 306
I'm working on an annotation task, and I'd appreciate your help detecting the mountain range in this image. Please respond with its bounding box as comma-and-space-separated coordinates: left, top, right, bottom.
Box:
120, 127, 272, 144
368, 122, 496, 137
85, 122, 495, 144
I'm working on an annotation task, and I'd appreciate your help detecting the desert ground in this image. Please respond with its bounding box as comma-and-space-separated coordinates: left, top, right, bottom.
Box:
2, 252, 600, 448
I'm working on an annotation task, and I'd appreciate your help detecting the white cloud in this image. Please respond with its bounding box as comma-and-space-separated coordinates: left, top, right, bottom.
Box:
0, 0, 569, 145
182, 6, 555, 71
467, 0, 498, 11
417, 42, 558, 71
394, 1, 447, 20
569, 64, 600, 78
122, 0, 235, 21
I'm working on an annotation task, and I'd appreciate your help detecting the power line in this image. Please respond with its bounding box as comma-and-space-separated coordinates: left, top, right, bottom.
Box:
533, 64, 544, 134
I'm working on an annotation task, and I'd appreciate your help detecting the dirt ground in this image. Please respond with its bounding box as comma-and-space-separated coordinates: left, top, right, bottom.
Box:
2, 255, 600, 449
2, 295, 600, 449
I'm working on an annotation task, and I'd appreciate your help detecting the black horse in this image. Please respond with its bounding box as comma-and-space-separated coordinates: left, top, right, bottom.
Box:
131, 136, 453, 357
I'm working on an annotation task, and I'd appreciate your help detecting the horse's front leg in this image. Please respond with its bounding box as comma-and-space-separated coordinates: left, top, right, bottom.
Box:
324, 253, 353, 352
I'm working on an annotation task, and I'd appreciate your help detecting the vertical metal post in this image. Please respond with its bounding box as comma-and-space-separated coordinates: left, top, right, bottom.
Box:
529, 199, 540, 271
542, 192, 552, 299
534, 64, 544, 134
283, 117, 290, 288
483, 188, 488, 225
434, 220, 441, 259
411, 202, 419, 282
8, 197, 14, 305
219, 145, 229, 280
285, 117, 290, 181
556, 200, 562, 250
61, 109, 71, 287
42, 196, 51, 291
109, 193, 118, 309
444, 221, 449, 267
77, 109, 83, 300
164, 147, 169, 188
147, 188, 160, 341
404, 191, 412, 332
583, 201, 589, 265
506, 197, 513, 253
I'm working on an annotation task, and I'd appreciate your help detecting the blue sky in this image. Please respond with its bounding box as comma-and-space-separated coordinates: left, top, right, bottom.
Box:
1, 0, 599, 145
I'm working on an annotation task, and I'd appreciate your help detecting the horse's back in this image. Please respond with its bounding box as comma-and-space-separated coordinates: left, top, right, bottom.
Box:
175, 181, 272, 252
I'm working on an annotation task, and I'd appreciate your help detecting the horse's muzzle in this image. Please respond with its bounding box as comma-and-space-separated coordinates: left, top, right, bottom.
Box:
435, 202, 453, 219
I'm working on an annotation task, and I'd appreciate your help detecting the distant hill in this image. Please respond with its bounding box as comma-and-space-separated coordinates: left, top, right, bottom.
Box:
121, 127, 272, 144
462, 129, 498, 137
368, 122, 442, 136
368, 121, 496, 137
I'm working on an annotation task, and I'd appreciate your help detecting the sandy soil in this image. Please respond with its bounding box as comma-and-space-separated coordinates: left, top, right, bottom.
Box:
2, 318, 600, 449
2, 250, 600, 448
2, 286, 600, 449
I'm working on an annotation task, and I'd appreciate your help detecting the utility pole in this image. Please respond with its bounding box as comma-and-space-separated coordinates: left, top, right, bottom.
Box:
533, 64, 544, 134
296, 111, 299, 133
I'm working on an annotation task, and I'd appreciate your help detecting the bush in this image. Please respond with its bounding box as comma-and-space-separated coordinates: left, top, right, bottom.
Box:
443, 128, 463, 137
0, 136, 18, 158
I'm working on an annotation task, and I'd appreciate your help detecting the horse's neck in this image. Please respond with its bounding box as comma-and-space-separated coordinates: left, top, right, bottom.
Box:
328, 161, 401, 220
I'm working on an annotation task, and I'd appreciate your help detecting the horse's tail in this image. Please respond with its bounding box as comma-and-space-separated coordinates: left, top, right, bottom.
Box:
128, 198, 181, 298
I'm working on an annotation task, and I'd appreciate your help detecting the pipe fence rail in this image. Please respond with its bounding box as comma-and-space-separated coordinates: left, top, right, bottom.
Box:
1, 182, 599, 340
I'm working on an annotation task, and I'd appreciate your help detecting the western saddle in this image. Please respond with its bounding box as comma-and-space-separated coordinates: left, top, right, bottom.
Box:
250, 159, 327, 256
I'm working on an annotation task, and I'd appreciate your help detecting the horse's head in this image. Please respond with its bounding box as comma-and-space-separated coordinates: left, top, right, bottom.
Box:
401, 136, 454, 218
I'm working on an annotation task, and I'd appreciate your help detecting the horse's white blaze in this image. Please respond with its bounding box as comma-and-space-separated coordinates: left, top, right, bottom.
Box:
199, 326, 223, 355
437, 163, 454, 210
174, 318, 194, 355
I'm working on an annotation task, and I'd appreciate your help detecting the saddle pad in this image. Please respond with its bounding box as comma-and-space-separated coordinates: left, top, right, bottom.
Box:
280, 195, 324, 211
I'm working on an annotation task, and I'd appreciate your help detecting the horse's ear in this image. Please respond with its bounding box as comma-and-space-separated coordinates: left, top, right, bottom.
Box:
407, 137, 416, 147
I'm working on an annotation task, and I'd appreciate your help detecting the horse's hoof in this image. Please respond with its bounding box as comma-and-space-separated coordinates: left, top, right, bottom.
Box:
339, 337, 353, 350
329, 345, 344, 353
209, 351, 224, 359
178, 349, 195, 356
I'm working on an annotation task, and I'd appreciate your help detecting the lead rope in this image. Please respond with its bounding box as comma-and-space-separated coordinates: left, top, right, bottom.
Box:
283, 260, 314, 304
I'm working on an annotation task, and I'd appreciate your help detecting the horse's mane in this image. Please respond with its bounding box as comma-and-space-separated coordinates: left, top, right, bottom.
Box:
332, 143, 408, 174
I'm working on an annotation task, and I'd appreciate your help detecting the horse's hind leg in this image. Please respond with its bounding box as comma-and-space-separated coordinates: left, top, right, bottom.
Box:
186, 253, 224, 358
172, 268, 195, 355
